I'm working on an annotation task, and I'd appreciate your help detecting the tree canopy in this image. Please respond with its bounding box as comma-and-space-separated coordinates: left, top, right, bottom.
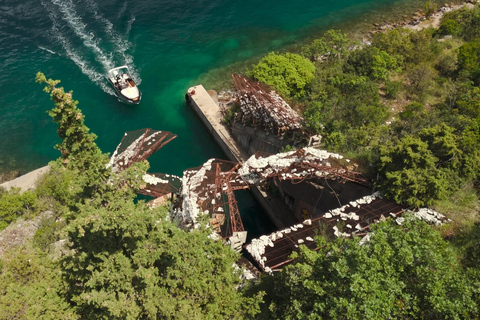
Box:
254, 218, 478, 319
248, 52, 315, 98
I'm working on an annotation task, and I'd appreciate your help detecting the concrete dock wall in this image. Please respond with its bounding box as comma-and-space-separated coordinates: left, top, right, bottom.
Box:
186, 85, 247, 163
0, 165, 51, 193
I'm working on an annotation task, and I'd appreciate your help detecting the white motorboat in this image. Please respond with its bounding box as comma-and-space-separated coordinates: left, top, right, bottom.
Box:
107, 66, 141, 104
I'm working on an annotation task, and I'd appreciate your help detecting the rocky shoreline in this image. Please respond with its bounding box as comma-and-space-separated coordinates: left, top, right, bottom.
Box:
367, 0, 479, 38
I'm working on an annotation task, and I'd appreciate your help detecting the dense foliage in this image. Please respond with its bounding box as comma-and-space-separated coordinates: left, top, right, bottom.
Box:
248, 6, 480, 207
63, 197, 258, 319
253, 217, 479, 319
247, 52, 315, 98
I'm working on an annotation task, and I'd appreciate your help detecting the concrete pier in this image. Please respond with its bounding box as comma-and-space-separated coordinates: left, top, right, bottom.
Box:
186, 85, 248, 163
0, 165, 51, 193
186, 85, 295, 229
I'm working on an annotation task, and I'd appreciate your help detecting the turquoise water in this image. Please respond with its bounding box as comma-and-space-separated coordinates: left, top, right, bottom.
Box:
0, 0, 441, 236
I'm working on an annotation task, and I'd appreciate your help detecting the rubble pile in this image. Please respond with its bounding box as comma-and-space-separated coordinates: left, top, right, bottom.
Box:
411, 208, 450, 225
231, 74, 304, 135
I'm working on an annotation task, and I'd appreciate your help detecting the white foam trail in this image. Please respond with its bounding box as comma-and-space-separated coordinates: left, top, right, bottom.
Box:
44, 4, 114, 95
50, 0, 114, 71
52, 25, 115, 95
84, 0, 141, 84
38, 46, 58, 55
40, 0, 139, 94
117, 1, 128, 21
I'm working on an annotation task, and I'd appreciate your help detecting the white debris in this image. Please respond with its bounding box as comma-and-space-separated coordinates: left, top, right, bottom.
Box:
142, 174, 169, 185
238, 147, 346, 185
359, 233, 371, 246
412, 208, 447, 225
333, 225, 351, 238
246, 238, 268, 268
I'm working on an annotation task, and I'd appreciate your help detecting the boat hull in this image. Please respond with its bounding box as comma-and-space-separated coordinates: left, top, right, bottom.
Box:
108, 78, 142, 104
107, 66, 141, 104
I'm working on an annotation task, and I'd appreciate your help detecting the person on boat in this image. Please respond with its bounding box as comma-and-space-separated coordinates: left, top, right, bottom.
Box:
116, 74, 127, 88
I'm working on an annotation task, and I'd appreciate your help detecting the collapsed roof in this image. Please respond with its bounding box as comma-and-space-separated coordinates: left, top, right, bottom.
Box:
172, 159, 247, 240
231, 74, 304, 135
108, 128, 177, 172
171, 147, 369, 245
245, 194, 450, 272
238, 147, 369, 186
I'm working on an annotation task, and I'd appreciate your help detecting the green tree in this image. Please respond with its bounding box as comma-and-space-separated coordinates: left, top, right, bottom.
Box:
62, 198, 260, 319
372, 29, 432, 66
442, 5, 480, 41
457, 40, 480, 72
254, 218, 478, 319
0, 245, 76, 319
248, 52, 315, 98
437, 19, 462, 36
371, 50, 402, 80
36, 73, 147, 211
301, 29, 350, 61
377, 135, 449, 207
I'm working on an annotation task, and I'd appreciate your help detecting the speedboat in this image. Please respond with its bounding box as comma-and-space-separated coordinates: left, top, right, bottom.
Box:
107, 66, 141, 104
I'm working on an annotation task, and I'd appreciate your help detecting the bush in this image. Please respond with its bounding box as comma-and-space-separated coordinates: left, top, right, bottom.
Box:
301, 29, 349, 61
248, 52, 316, 98
457, 40, 480, 73
0, 189, 38, 231
324, 131, 346, 152
33, 215, 66, 250
424, 1, 437, 18
438, 19, 462, 36
385, 80, 401, 99
435, 50, 458, 76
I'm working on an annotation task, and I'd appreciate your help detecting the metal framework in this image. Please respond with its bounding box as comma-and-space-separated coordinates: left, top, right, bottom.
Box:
108, 128, 177, 172
179, 159, 248, 239
174, 147, 371, 245
246, 194, 408, 271
238, 147, 370, 187
231, 74, 304, 135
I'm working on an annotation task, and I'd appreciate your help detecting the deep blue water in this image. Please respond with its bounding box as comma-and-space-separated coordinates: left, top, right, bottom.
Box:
0, 0, 438, 237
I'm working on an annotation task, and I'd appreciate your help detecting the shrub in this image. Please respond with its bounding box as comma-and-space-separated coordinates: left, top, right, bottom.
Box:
0, 189, 38, 231
248, 52, 315, 98
438, 19, 462, 36
385, 80, 401, 99
424, 1, 437, 18
33, 215, 66, 250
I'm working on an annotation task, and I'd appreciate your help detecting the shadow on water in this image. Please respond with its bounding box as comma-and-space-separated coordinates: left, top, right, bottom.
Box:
235, 189, 276, 242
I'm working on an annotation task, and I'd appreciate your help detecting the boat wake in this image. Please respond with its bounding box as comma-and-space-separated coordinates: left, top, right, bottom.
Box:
41, 0, 140, 95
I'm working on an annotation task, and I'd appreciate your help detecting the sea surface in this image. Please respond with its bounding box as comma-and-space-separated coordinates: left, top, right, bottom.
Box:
0, 0, 444, 237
